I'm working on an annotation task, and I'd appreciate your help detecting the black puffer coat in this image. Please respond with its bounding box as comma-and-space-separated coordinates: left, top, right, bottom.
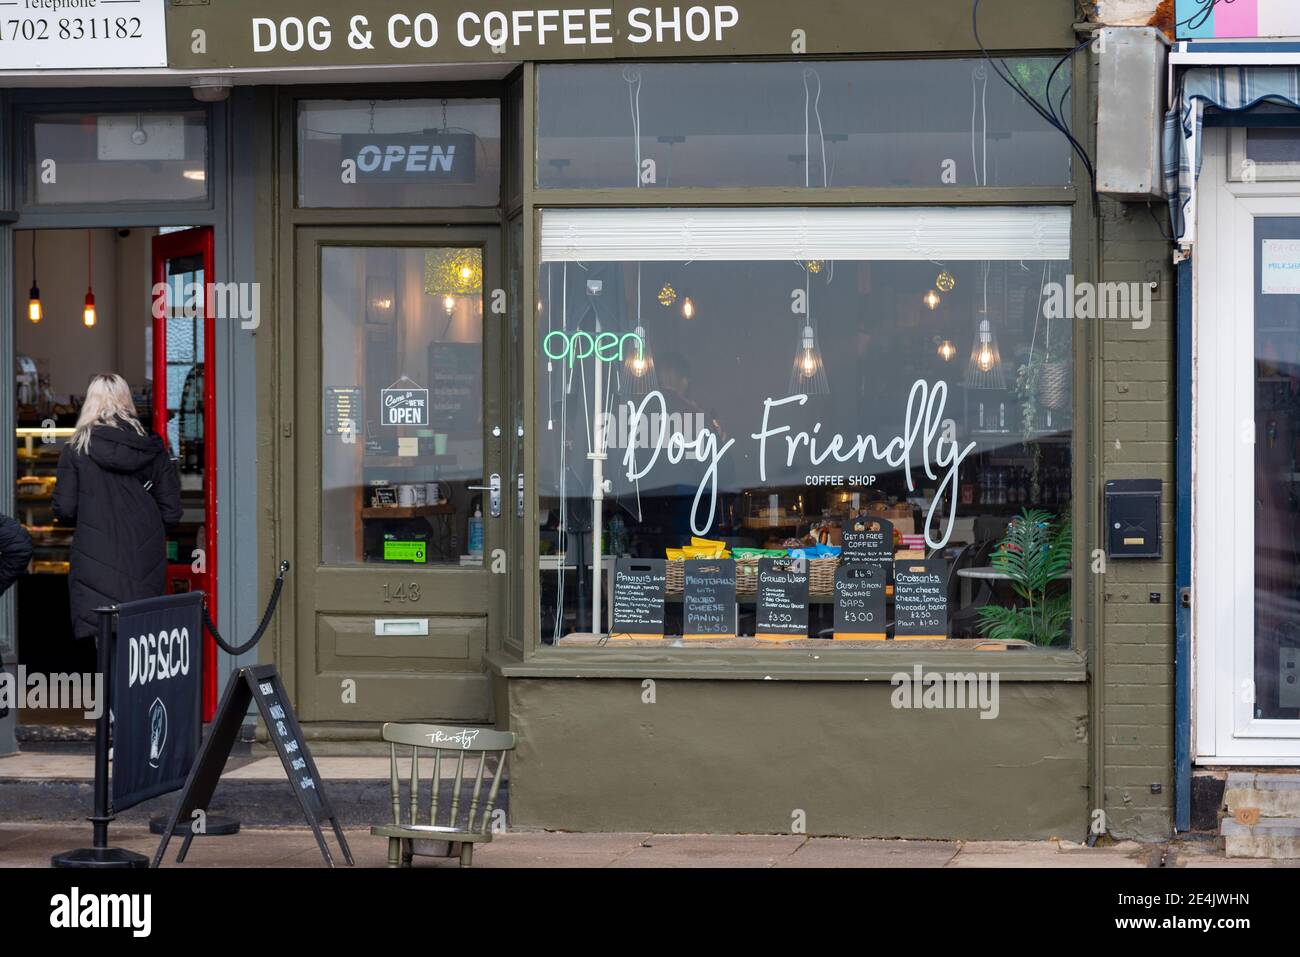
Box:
0, 514, 33, 596
53, 424, 182, 640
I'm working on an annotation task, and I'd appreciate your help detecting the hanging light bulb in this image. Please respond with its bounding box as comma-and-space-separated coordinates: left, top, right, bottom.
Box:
28, 232, 42, 324
83, 230, 96, 329
789, 324, 829, 395
937, 338, 956, 362
623, 324, 657, 397
936, 270, 955, 292
443, 294, 456, 315
681, 296, 695, 320
923, 289, 941, 311
976, 323, 995, 371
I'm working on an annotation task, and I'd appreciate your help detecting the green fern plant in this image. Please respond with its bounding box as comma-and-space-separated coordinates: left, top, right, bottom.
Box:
975, 508, 1072, 647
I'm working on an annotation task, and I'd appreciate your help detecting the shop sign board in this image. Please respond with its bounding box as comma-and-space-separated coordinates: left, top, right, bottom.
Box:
892, 559, 949, 640
112, 592, 203, 813
682, 558, 736, 640
833, 563, 887, 640
1261, 239, 1300, 295
0, 0, 168, 70
754, 557, 809, 642
611, 558, 667, 639
381, 380, 429, 426
340, 132, 477, 184
842, 515, 893, 568
163, 0, 1074, 70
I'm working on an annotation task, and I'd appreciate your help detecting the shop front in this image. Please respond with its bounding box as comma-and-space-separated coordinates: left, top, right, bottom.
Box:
1165, 2, 1300, 838
1, 0, 1185, 842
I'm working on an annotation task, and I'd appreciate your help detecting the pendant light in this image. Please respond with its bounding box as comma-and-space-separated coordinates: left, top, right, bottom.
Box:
937, 338, 957, 362
27, 232, 43, 324
789, 271, 829, 395
963, 262, 1004, 389
83, 230, 97, 329
923, 289, 941, 311
622, 267, 657, 396
680, 296, 696, 320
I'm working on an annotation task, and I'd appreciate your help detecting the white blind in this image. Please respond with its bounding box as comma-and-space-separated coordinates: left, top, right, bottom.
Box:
540, 206, 1071, 262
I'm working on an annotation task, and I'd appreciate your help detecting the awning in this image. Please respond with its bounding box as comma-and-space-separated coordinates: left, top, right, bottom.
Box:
1165, 66, 1300, 253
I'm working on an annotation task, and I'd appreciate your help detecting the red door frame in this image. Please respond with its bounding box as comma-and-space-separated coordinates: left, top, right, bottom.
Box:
151, 227, 218, 720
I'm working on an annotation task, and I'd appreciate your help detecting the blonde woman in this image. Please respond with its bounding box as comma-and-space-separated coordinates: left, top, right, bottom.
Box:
53, 373, 182, 640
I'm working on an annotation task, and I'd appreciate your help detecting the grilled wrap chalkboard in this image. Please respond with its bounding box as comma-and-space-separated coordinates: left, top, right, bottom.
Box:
892, 559, 949, 640
833, 563, 888, 640
682, 559, 737, 640
843, 515, 894, 572
611, 558, 667, 639
755, 557, 810, 642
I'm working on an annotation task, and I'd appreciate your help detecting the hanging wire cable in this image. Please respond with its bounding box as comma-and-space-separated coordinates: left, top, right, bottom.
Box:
971, 0, 1097, 197
624, 66, 643, 188
802, 68, 828, 188
971, 64, 988, 186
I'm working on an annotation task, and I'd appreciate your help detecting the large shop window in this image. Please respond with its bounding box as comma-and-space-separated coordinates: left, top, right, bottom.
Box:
538, 207, 1075, 648
26, 109, 209, 205
297, 99, 501, 208
537, 59, 1071, 190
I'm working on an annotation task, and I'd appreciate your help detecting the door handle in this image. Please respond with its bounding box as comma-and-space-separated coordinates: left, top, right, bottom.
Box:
467, 473, 502, 518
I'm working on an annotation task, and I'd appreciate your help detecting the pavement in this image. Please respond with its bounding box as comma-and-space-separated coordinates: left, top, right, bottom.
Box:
2, 823, 1297, 867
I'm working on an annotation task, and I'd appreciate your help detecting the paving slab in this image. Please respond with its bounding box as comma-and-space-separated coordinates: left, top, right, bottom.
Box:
778, 837, 959, 868
948, 840, 1146, 867
609, 833, 807, 868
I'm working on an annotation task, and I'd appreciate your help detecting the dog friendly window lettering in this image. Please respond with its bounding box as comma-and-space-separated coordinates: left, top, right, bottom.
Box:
537, 206, 1075, 649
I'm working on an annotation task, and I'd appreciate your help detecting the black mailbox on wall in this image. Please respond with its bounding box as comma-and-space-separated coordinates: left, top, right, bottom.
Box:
1105, 479, 1162, 559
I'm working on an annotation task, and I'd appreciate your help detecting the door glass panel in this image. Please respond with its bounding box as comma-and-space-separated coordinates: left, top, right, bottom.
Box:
1254, 218, 1300, 721
320, 246, 484, 566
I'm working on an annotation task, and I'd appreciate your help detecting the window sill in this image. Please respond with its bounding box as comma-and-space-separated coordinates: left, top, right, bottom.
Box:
485, 643, 1087, 683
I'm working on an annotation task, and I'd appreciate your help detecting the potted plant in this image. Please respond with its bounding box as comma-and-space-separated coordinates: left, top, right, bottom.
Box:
976, 507, 1072, 647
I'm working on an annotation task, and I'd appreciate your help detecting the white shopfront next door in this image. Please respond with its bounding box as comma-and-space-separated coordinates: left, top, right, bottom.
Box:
1195, 128, 1300, 763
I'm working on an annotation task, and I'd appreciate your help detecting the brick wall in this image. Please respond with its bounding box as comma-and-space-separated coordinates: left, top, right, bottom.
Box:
1098, 197, 1177, 841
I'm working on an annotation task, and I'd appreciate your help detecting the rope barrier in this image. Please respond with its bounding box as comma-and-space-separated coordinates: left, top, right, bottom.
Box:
201, 560, 290, 656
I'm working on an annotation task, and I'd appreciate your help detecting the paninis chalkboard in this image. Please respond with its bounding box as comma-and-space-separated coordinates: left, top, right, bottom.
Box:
755, 558, 809, 642
833, 564, 888, 640
611, 558, 667, 639
682, 559, 737, 640
843, 515, 894, 569
892, 559, 949, 640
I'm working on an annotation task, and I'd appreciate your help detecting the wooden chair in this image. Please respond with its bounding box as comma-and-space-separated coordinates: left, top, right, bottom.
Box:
371, 723, 515, 868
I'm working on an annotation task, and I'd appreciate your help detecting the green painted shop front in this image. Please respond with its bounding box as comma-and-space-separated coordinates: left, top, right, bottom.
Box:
0, 0, 1180, 841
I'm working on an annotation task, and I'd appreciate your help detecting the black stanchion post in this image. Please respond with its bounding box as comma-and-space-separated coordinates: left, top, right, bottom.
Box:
52, 606, 149, 868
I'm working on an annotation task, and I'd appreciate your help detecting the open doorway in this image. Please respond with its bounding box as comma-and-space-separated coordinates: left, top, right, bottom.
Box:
11, 226, 217, 731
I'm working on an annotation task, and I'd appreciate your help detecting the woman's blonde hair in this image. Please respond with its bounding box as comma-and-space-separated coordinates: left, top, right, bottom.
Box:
71, 373, 145, 454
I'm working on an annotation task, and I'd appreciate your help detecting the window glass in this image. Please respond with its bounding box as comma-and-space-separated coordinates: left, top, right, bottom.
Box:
298, 99, 501, 208
1252, 217, 1300, 721
27, 109, 208, 205
538, 208, 1073, 647
1246, 127, 1300, 165
537, 60, 1071, 189
321, 246, 484, 565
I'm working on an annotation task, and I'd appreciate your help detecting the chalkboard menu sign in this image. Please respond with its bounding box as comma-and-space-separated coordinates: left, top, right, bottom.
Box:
843, 515, 894, 569
611, 558, 667, 639
682, 559, 737, 640
428, 342, 482, 437
323, 387, 362, 437
755, 557, 809, 642
892, 559, 949, 640
833, 563, 888, 640
152, 665, 353, 868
